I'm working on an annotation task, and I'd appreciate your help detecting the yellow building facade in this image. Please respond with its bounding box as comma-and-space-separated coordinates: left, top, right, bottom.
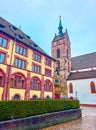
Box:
0, 17, 55, 100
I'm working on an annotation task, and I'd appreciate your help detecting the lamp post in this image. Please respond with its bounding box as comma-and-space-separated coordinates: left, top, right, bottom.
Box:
54, 59, 68, 99
75, 91, 78, 100
54, 68, 60, 99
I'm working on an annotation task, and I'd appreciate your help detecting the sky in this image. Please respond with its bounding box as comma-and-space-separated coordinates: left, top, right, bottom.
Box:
0, 0, 96, 57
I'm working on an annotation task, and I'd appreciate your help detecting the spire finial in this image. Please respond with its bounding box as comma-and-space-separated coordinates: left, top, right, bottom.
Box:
58, 16, 63, 36
59, 16, 61, 20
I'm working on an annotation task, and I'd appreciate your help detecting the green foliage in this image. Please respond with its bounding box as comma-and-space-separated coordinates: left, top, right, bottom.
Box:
0, 99, 80, 121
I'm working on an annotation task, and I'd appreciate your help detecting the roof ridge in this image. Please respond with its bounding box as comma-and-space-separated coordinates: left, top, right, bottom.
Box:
72, 52, 96, 59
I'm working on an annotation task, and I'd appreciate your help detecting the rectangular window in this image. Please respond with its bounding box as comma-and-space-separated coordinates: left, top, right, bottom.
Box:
14, 79, 16, 88
45, 69, 51, 77
0, 76, 2, 85
32, 64, 35, 72
20, 46, 23, 54
0, 36, 8, 48
18, 60, 21, 68
16, 45, 19, 53
0, 53, 5, 63
15, 58, 26, 69
23, 48, 26, 56
45, 58, 51, 66
22, 80, 24, 88
9, 78, 14, 88
16, 45, 27, 56
22, 61, 25, 69
3, 39, 7, 48
32, 64, 41, 74
15, 58, 18, 67
0, 37, 3, 45
33, 53, 41, 62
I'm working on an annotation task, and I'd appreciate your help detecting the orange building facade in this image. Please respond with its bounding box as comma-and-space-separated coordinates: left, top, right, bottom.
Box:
0, 17, 55, 100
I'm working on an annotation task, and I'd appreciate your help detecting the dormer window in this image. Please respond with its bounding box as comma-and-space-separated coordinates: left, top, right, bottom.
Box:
0, 24, 5, 29
33, 43, 38, 48
25, 34, 30, 39
17, 35, 23, 41
11, 26, 17, 32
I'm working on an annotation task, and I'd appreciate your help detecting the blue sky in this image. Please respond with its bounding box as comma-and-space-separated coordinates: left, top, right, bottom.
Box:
0, 0, 96, 57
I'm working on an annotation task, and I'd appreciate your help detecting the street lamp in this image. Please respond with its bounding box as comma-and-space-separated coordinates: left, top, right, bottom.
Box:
75, 91, 78, 100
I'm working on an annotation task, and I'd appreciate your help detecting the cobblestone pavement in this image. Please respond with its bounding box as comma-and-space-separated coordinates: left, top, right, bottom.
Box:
40, 107, 96, 130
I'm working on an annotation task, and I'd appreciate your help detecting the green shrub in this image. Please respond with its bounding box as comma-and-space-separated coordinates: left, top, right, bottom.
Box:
0, 99, 80, 121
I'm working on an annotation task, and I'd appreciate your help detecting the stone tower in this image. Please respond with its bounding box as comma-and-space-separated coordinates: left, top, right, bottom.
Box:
51, 16, 71, 79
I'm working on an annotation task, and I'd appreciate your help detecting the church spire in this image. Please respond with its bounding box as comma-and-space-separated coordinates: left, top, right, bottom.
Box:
58, 16, 63, 36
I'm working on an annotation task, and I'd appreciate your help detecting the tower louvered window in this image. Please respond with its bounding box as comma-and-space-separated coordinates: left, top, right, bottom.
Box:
57, 49, 60, 58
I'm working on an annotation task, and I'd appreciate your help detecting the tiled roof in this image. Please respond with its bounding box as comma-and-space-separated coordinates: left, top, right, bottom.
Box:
67, 70, 96, 80
0, 17, 55, 61
72, 52, 96, 70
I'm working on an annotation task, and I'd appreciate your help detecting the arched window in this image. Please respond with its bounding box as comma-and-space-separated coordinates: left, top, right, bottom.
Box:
44, 80, 52, 91
0, 69, 5, 87
46, 95, 50, 99
90, 81, 95, 93
10, 73, 25, 89
32, 95, 38, 99
30, 77, 41, 90
69, 83, 73, 93
13, 94, 20, 100
57, 49, 60, 58
66, 49, 68, 58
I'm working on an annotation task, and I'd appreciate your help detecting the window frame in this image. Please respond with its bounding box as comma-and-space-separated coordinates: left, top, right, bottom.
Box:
90, 81, 96, 94
10, 74, 25, 89
14, 56, 26, 69
30, 77, 41, 90
32, 51, 41, 63
15, 43, 27, 57
69, 83, 73, 94
45, 57, 52, 67
45, 68, 51, 77
0, 69, 5, 87
0, 52, 6, 63
32, 63, 41, 74
0, 35, 9, 49
57, 49, 60, 58
44, 80, 52, 92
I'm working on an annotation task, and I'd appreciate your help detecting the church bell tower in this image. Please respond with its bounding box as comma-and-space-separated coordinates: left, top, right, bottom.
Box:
51, 16, 71, 79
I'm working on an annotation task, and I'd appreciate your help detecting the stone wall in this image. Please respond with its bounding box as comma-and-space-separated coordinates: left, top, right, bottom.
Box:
0, 109, 81, 130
